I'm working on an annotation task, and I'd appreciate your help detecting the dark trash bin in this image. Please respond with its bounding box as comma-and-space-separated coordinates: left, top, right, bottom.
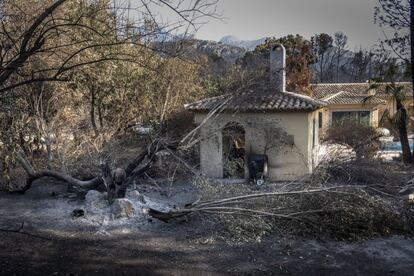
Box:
248, 154, 268, 183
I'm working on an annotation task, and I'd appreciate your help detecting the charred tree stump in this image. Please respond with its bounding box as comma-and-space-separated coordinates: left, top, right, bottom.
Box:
11, 138, 178, 204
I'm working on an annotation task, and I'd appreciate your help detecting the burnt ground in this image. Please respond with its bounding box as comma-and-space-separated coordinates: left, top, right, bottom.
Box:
1, 229, 414, 275
0, 180, 414, 275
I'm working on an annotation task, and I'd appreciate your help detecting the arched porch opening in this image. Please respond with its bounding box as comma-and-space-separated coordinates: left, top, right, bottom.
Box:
222, 122, 246, 179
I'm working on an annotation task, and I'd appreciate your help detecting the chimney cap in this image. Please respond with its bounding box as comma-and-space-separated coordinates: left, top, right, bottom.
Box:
271, 44, 285, 52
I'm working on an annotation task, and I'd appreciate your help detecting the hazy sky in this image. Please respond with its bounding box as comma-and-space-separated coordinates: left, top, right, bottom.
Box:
195, 0, 384, 49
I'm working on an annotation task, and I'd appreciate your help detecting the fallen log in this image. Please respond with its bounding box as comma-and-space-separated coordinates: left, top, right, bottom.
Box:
12, 152, 104, 194
24, 171, 103, 193
148, 206, 330, 223
11, 138, 178, 200
147, 186, 355, 223
147, 208, 191, 223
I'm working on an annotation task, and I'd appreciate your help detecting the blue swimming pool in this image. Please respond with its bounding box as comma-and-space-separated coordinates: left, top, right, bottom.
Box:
381, 139, 414, 152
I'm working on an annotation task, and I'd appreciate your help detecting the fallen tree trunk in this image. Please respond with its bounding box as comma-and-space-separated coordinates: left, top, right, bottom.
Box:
11, 139, 178, 199
148, 208, 191, 223
11, 153, 104, 194
148, 186, 357, 223
24, 171, 103, 193
148, 206, 332, 223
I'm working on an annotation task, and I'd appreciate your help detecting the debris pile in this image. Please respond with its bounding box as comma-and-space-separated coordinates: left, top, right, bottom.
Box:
146, 160, 414, 243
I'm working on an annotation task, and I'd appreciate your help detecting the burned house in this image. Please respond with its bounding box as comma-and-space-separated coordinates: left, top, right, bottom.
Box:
185, 45, 326, 181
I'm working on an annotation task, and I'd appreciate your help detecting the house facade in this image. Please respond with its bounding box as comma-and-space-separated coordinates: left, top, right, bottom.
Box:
311, 82, 414, 135
186, 45, 326, 181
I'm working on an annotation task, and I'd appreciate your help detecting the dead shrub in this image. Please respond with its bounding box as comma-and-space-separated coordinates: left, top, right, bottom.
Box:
282, 188, 407, 240
0, 162, 28, 192
324, 120, 381, 160
190, 178, 273, 243
311, 159, 405, 188
163, 110, 195, 138
193, 184, 410, 243
299, 159, 410, 239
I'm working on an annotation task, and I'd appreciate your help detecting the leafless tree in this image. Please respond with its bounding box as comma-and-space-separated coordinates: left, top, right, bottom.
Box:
0, 0, 219, 95
0, 0, 219, 200
333, 32, 348, 82
311, 33, 333, 83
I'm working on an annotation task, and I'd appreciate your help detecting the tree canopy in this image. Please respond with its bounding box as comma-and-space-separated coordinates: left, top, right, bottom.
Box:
241, 34, 315, 94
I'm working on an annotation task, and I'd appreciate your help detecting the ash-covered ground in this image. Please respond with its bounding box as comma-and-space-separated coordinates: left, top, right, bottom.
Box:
0, 179, 414, 275
0, 178, 198, 237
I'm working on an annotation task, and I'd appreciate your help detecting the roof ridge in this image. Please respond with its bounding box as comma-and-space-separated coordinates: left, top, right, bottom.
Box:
282, 91, 325, 103
184, 92, 231, 109
185, 89, 326, 112
322, 91, 343, 101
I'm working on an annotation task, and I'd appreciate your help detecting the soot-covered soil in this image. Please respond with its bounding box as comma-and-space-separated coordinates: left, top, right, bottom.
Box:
0, 180, 414, 275
1, 229, 414, 275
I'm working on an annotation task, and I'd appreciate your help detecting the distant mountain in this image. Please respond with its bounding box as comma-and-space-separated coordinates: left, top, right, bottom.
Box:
154, 38, 246, 65
192, 39, 246, 64
219, 35, 266, 51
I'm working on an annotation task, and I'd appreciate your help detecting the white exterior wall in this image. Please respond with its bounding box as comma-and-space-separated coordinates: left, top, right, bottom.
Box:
194, 111, 319, 181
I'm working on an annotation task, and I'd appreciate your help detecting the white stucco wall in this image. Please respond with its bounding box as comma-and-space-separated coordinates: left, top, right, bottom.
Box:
194, 111, 319, 181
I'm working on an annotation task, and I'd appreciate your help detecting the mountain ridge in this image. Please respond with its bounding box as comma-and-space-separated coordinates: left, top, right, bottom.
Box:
219, 35, 266, 50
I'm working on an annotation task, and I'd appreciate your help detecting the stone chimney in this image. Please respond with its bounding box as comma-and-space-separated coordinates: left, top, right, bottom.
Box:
270, 44, 286, 92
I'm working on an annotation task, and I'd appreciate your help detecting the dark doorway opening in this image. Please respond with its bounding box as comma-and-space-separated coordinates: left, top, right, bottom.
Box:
222, 122, 246, 179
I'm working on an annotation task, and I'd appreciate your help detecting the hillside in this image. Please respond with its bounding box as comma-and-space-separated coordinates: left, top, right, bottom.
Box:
219, 35, 266, 50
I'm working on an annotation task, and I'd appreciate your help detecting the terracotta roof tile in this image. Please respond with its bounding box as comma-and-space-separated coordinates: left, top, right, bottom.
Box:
185, 89, 326, 112
323, 91, 386, 105
312, 82, 412, 104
